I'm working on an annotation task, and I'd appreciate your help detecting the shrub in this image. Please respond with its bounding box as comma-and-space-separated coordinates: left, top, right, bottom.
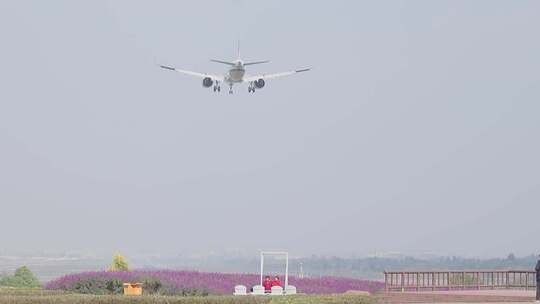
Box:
0, 266, 40, 288
105, 278, 123, 294
71, 277, 107, 295
66, 277, 124, 295
141, 277, 162, 294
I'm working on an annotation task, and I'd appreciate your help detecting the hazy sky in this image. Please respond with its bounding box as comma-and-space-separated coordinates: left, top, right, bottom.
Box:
1, 0, 539, 258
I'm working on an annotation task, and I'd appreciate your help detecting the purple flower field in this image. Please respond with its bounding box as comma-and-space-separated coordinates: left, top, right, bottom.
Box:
45, 270, 384, 295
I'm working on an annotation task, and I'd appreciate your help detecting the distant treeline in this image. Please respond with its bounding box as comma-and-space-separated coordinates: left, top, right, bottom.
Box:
289, 254, 538, 280
167, 253, 538, 281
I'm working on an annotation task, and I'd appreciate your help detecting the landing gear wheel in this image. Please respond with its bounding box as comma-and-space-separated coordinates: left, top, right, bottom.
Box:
218, 86, 221, 92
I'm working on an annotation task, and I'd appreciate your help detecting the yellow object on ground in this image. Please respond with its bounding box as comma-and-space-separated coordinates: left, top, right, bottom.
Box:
123, 283, 142, 295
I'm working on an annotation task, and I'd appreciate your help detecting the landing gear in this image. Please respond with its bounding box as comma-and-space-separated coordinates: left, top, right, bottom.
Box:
213, 81, 221, 93
248, 82, 256, 93
228, 84, 233, 94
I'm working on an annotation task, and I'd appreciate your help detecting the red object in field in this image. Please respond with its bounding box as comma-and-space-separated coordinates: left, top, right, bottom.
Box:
263, 279, 272, 291
272, 278, 282, 287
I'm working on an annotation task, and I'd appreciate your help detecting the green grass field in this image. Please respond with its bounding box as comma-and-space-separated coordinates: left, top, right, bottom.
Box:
0, 289, 376, 304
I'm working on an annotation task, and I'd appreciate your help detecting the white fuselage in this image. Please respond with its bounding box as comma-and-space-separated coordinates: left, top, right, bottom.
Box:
227, 61, 245, 83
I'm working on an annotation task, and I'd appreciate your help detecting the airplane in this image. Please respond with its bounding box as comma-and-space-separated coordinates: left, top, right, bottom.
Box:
159, 44, 310, 94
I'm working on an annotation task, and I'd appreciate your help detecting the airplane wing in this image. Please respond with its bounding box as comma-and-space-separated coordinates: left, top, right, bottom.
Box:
244, 68, 311, 82
160, 65, 225, 81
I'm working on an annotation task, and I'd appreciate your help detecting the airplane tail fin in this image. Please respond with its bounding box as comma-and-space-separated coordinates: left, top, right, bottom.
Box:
211, 41, 269, 66
210, 41, 241, 65
237, 40, 240, 60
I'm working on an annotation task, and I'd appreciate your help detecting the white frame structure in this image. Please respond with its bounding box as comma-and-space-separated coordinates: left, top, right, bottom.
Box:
259, 251, 289, 289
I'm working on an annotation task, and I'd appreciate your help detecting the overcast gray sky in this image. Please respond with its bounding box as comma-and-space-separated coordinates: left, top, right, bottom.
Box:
1, 0, 539, 258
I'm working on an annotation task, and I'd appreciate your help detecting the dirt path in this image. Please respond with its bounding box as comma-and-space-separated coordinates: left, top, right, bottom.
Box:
377, 290, 535, 303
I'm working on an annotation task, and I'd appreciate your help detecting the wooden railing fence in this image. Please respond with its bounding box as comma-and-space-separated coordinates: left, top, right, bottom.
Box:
384, 270, 537, 292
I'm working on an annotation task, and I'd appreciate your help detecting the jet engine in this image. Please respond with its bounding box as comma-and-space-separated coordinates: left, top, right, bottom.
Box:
202, 77, 213, 88
254, 78, 265, 89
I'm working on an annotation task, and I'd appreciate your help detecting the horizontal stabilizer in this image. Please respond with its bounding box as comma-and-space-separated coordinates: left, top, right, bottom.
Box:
244, 60, 270, 66
160, 65, 175, 71
210, 59, 236, 66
